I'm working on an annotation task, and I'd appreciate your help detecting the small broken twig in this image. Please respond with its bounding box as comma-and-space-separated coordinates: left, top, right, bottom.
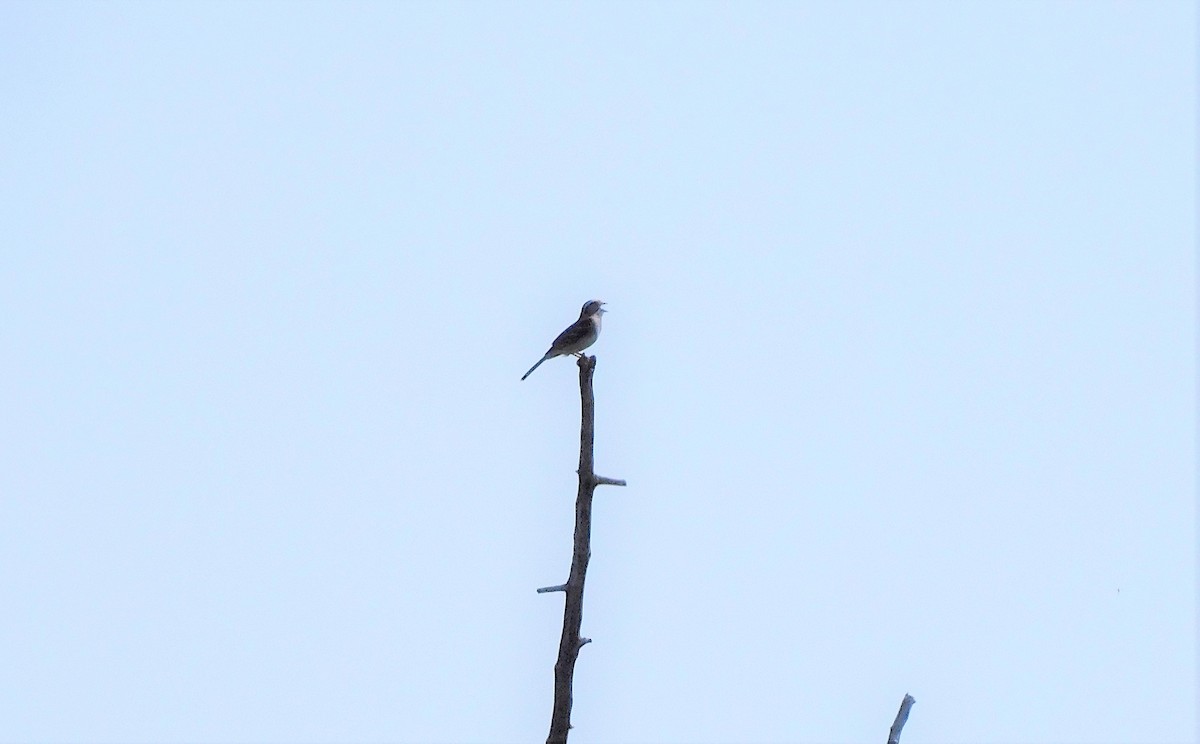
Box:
887, 693, 916, 744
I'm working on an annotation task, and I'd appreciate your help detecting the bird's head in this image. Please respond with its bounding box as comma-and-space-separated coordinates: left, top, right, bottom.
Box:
581, 300, 606, 317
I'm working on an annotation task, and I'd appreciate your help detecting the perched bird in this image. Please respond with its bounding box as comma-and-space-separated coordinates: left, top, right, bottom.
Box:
521, 300, 607, 380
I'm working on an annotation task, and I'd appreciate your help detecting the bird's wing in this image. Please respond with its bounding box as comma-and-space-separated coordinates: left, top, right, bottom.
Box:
550, 318, 592, 352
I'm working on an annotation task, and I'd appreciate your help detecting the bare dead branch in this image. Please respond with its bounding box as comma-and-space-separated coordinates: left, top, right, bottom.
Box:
536, 584, 567, 594
541, 354, 623, 744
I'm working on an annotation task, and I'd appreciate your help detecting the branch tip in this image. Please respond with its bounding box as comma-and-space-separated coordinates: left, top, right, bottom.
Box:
887, 693, 916, 744
536, 584, 568, 594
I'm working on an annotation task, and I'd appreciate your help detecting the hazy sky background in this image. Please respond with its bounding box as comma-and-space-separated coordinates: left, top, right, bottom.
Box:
1, 2, 1194, 742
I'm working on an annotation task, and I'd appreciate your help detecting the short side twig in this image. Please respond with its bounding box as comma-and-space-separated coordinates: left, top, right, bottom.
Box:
887, 693, 916, 744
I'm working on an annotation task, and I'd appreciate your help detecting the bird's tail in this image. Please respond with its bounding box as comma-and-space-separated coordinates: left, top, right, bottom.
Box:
521, 354, 551, 381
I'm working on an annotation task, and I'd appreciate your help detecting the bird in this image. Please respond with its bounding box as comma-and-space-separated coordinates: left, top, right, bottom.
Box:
521, 300, 607, 380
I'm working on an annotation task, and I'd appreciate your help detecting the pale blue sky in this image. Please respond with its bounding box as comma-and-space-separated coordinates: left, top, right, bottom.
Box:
1, 2, 1195, 742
